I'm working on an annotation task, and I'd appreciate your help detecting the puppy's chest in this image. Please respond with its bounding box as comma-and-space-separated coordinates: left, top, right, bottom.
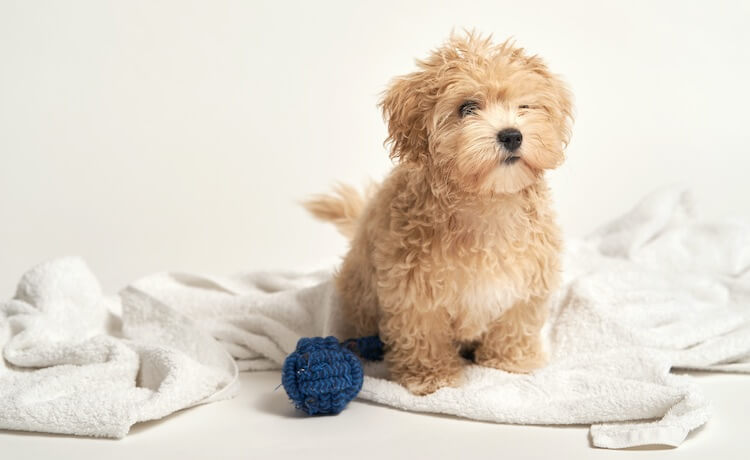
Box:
437, 217, 555, 337
452, 276, 524, 333
446, 236, 529, 324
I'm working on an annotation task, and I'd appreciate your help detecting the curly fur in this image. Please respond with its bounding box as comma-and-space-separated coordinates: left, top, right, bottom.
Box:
305, 32, 573, 395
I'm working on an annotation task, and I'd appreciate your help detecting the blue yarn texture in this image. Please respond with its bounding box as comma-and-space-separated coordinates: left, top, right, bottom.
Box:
281, 335, 384, 415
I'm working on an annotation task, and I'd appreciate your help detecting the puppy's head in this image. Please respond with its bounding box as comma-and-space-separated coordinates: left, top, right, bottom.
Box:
380, 32, 573, 195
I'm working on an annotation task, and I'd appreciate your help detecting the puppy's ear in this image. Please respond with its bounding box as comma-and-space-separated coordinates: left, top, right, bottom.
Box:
527, 57, 574, 147
550, 75, 574, 148
379, 72, 433, 162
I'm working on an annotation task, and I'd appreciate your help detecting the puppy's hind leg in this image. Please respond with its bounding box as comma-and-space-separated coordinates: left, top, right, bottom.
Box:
335, 255, 379, 339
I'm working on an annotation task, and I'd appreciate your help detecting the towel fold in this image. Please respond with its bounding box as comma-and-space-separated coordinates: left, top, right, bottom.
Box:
1, 187, 748, 448
0, 259, 238, 438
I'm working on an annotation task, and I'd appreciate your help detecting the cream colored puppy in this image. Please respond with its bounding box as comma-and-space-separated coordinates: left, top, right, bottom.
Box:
306, 32, 573, 395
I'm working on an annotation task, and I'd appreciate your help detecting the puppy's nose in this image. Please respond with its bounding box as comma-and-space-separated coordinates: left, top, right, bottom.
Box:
497, 128, 523, 152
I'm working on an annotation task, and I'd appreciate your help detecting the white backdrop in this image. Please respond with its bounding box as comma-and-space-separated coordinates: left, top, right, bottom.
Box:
1, 0, 749, 297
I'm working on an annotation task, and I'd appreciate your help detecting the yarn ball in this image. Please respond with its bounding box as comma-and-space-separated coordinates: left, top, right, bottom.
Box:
281, 336, 364, 415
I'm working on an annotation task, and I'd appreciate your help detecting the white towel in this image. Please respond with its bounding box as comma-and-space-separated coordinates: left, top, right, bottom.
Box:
1, 187, 748, 448
0, 259, 239, 438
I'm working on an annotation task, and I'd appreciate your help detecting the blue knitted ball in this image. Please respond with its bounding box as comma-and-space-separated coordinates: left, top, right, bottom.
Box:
281, 336, 364, 415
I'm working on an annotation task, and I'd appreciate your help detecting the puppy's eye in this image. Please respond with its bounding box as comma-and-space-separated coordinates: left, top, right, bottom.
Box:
518, 105, 530, 109
459, 101, 480, 118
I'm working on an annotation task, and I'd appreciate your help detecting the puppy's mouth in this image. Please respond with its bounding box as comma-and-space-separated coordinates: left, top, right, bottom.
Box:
502, 155, 522, 165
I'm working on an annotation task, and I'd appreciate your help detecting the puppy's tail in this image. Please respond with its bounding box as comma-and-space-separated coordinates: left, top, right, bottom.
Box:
303, 183, 373, 240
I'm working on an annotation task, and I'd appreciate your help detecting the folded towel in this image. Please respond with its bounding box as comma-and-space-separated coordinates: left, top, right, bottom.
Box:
1, 187, 748, 448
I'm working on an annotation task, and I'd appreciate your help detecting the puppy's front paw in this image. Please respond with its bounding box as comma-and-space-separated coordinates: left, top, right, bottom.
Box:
475, 354, 547, 374
475, 345, 548, 374
397, 368, 464, 395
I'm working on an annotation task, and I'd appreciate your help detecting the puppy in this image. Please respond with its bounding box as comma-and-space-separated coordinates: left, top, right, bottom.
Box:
305, 32, 573, 395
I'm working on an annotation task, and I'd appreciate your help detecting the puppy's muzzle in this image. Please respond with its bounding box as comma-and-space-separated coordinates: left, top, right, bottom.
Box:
497, 128, 523, 152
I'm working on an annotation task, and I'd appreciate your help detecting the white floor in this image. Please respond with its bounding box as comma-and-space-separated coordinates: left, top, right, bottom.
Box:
2, 370, 748, 459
